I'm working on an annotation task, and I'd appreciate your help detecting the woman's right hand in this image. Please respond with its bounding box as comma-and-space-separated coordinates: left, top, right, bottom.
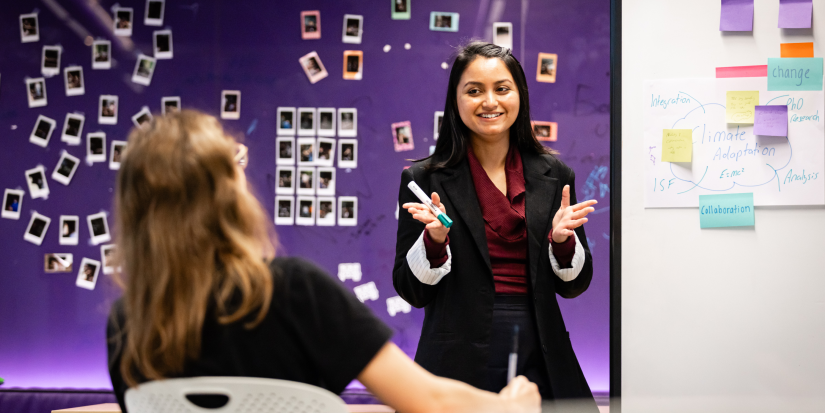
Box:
499, 376, 541, 413
402, 192, 450, 243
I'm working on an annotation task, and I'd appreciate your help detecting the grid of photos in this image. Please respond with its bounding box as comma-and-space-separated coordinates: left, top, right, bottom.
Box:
10, 1, 194, 295
275, 107, 359, 227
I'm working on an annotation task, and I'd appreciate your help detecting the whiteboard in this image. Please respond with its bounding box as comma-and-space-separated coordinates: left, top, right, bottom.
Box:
622, 0, 825, 412
644, 77, 824, 207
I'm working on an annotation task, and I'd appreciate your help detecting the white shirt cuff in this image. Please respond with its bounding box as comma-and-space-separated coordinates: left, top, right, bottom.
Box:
405, 231, 452, 285
548, 232, 585, 282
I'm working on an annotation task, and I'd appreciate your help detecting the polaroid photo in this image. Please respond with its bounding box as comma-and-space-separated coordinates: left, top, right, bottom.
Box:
316, 197, 336, 226
430, 12, 459, 32
536, 53, 558, 83
99, 95, 118, 124
316, 167, 336, 196
338, 139, 358, 169
299, 51, 328, 84
25, 212, 51, 245
317, 108, 336, 137
276, 166, 295, 195
76, 258, 101, 290
62, 113, 85, 145
342, 14, 363, 44
101, 244, 116, 274
87, 212, 111, 245
221, 90, 241, 119
434, 111, 444, 140
338, 196, 358, 226
532, 121, 558, 142
343, 50, 363, 80
87, 132, 107, 163
338, 108, 357, 137
301, 10, 321, 40
392, 121, 414, 152
493, 22, 513, 50
297, 167, 316, 195
391, 0, 411, 20
276, 137, 295, 165
26, 77, 47, 108
113, 7, 134, 37
132, 54, 156, 86
131, 106, 153, 128
59, 215, 79, 245
20, 13, 39, 43
42, 46, 62, 77
277, 107, 296, 135
110, 140, 127, 170
153, 30, 173, 59
296, 196, 316, 226
297, 137, 316, 165
45, 253, 73, 273
29, 115, 56, 148
275, 196, 294, 225
2, 189, 24, 220
162, 96, 180, 114
145, 0, 165, 26
316, 137, 336, 167
92, 40, 112, 69
52, 151, 80, 186
64, 66, 84, 96
25, 166, 50, 199
297, 107, 316, 136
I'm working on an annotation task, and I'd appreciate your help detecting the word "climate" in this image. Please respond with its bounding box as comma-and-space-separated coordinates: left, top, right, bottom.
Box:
650, 93, 691, 110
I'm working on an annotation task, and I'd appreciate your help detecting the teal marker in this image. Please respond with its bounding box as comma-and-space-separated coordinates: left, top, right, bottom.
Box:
407, 181, 453, 228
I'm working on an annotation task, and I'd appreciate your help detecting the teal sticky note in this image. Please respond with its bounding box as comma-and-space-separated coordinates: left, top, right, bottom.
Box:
767, 57, 823, 91
699, 193, 755, 228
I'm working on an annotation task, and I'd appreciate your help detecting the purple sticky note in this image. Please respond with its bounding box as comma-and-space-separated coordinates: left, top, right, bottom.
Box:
720, 0, 754, 31
779, 0, 813, 29
753, 105, 788, 137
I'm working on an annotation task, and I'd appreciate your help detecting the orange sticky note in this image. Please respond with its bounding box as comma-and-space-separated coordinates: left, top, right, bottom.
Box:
780, 42, 814, 58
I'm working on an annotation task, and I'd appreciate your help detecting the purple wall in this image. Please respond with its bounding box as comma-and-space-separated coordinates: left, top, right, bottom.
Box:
0, 0, 610, 392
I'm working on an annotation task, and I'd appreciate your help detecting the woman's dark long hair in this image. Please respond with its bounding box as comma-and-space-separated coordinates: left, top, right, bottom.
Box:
419, 41, 554, 170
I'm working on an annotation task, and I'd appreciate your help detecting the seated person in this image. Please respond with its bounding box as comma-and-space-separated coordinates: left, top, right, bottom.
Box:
107, 110, 540, 413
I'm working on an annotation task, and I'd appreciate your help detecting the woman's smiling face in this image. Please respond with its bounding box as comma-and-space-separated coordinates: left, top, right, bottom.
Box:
456, 56, 520, 144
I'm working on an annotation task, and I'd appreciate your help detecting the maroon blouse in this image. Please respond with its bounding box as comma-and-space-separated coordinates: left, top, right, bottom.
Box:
424, 147, 575, 294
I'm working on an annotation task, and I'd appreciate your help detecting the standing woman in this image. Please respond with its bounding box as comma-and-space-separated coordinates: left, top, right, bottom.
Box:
393, 42, 598, 409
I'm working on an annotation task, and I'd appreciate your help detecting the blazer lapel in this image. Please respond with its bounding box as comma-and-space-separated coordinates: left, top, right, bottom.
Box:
438, 160, 492, 273
521, 151, 557, 287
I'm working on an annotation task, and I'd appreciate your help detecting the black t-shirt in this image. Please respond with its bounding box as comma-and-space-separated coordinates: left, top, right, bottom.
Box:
107, 257, 393, 412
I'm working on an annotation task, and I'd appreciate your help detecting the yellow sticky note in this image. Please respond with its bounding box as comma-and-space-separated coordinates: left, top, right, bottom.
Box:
726, 91, 759, 123
662, 129, 692, 162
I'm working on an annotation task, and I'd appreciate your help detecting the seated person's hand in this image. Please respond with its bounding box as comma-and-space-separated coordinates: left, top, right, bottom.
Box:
499, 376, 541, 413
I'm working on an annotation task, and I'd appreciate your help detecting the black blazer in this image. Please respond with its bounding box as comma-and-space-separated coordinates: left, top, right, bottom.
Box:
393, 149, 596, 402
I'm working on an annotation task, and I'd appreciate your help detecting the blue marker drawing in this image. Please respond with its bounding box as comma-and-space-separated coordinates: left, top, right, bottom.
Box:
666, 100, 794, 193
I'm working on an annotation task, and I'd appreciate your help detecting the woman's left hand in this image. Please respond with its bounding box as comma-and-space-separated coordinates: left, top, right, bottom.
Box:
551, 185, 597, 244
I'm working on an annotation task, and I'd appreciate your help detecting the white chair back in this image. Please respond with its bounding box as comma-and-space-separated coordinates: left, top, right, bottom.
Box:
125, 376, 349, 413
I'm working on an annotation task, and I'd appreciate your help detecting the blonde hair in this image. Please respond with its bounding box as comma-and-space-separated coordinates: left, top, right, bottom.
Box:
112, 110, 274, 387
